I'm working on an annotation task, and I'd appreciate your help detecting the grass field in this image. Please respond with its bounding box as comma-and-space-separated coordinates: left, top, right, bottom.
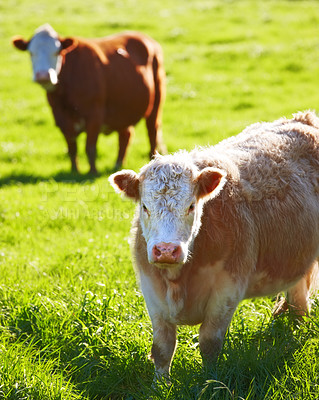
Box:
2, 0, 319, 398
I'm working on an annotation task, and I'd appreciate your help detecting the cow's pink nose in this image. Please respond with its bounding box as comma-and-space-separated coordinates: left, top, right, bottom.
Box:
152, 242, 182, 264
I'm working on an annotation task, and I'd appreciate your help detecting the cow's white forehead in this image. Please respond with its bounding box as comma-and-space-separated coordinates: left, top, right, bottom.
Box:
29, 24, 60, 51
34, 24, 58, 38
140, 153, 198, 213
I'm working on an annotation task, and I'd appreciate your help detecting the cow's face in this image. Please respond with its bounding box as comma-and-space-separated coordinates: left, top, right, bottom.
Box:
12, 24, 75, 91
110, 155, 226, 268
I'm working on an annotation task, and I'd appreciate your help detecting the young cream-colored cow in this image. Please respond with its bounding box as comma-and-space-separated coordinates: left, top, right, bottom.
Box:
109, 111, 319, 380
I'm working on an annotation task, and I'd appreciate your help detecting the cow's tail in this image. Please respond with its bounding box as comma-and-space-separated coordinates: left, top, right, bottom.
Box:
145, 44, 167, 154
149, 45, 166, 120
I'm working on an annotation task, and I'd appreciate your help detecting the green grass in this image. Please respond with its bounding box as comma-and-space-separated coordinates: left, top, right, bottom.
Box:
1, 0, 319, 398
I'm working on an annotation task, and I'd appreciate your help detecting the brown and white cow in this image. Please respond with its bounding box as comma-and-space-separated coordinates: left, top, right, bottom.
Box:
12, 24, 166, 173
110, 111, 319, 381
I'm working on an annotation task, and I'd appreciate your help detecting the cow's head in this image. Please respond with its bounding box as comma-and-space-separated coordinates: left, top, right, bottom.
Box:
109, 153, 226, 268
12, 24, 75, 91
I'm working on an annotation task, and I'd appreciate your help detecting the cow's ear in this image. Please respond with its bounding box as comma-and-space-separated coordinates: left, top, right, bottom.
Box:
195, 167, 226, 200
109, 170, 140, 201
12, 36, 29, 51
60, 37, 78, 53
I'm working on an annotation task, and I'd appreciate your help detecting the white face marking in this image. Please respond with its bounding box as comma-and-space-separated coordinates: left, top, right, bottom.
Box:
139, 159, 204, 265
28, 25, 62, 88
109, 154, 227, 268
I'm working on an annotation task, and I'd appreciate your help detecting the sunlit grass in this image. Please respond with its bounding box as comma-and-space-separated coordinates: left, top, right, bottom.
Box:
1, 0, 319, 398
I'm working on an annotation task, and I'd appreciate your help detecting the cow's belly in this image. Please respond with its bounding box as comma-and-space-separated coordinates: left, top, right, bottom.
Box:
104, 84, 151, 130
245, 270, 301, 298
104, 107, 147, 131
245, 251, 319, 298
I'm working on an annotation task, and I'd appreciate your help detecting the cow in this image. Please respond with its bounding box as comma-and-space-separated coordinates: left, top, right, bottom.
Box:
12, 24, 166, 174
109, 111, 319, 381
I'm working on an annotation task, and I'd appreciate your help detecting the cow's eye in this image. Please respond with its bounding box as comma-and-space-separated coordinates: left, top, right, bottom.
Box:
142, 204, 149, 214
188, 203, 195, 214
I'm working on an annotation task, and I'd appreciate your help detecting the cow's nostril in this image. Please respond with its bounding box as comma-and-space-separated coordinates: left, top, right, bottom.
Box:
153, 245, 161, 258
172, 246, 182, 260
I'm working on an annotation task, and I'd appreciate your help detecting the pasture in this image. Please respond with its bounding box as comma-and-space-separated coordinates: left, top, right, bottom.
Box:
1, 0, 319, 398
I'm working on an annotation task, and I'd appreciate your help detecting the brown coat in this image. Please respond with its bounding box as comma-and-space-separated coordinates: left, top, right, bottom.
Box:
13, 27, 166, 173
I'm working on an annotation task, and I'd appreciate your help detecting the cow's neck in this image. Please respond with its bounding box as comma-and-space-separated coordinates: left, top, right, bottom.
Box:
160, 264, 184, 282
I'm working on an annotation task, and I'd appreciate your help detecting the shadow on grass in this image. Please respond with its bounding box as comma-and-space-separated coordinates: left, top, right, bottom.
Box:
0, 168, 116, 187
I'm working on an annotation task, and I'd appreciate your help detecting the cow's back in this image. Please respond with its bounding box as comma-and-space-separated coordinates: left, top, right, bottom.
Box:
94, 31, 163, 66
194, 113, 319, 201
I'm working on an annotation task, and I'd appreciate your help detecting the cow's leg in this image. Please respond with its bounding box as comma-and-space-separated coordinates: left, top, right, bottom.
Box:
86, 133, 98, 175
114, 127, 134, 170
199, 299, 238, 368
65, 134, 78, 173
287, 261, 318, 316
274, 261, 319, 317
48, 97, 80, 173
85, 120, 101, 175
287, 278, 310, 317
150, 317, 176, 382
146, 114, 166, 159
